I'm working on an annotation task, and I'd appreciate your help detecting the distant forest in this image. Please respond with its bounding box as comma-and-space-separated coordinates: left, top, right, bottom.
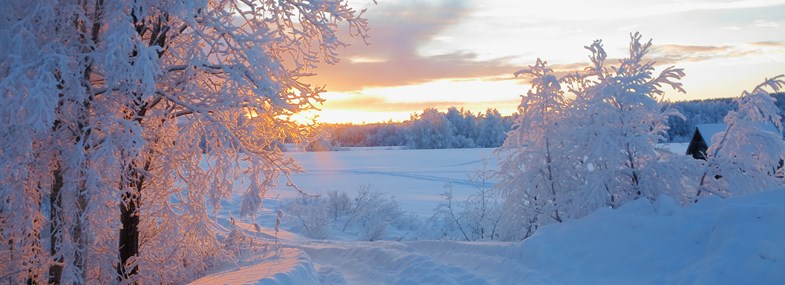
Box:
313, 93, 785, 150
311, 108, 513, 150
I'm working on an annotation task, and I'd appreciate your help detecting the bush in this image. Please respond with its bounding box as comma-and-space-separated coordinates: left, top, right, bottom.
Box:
286, 185, 407, 241
288, 196, 330, 239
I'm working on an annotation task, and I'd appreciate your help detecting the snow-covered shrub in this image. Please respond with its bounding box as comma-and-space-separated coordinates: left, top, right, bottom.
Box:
428, 184, 468, 240
286, 186, 406, 241
463, 186, 502, 240
341, 185, 403, 241
223, 227, 257, 256
327, 190, 353, 219
430, 165, 502, 241
289, 196, 331, 239
700, 76, 785, 197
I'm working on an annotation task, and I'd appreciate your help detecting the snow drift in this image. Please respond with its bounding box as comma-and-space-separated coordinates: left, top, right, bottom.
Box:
516, 189, 785, 284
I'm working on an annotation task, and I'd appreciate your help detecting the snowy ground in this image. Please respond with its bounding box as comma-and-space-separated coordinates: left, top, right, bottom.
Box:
189, 144, 785, 285
270, 147, 499, 216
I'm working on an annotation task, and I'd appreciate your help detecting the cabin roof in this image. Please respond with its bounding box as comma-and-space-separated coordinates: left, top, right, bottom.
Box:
695, 123, 727, 146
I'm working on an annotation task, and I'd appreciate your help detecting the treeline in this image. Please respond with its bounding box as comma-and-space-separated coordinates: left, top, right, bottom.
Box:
315, 93, 785, 150
315, 107, 513, 149
667, 93, 785, 141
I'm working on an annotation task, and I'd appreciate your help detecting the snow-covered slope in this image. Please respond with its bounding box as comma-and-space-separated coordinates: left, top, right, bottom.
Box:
191, 188, 785, 285
515, 189, 785, 284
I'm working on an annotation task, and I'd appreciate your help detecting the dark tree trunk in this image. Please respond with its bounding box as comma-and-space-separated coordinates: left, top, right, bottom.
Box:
117, 6, 169, 282
118, 191, 140, 280
49, 168, 63, 284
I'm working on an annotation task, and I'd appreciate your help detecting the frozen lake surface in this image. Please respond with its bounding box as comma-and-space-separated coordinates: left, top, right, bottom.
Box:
271, 144, 689, 216
272, 147, 499, 215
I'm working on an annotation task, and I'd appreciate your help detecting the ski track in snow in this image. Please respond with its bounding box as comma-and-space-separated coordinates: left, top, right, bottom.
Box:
307, 169, 491, 188
265, 240, 526, 285
437, 159, 485, 168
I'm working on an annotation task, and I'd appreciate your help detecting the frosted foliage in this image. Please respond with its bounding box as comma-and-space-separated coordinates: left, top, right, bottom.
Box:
0, 0, 368, 284
703, 76, 785, 196
497, 59, 572, 239
496, 33, 699, 240
287, 187, 404, 241
407, 108, 453, 149
565, 33, 695, 209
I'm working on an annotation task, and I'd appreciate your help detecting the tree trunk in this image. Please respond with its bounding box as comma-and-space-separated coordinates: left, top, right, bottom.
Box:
118, 191, 139, 280
49, 168, 63, 284
118, 157, 151, 282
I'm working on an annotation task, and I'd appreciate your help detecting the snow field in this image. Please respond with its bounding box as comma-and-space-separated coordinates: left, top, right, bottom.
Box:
271, 148, 499, 216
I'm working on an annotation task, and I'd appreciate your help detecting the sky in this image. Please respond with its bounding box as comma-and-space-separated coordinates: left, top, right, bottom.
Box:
303, 0, 785, 124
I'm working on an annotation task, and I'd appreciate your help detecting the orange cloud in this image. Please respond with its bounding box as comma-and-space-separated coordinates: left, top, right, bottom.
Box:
650, 43, 785, 65
305, 0, 518, 92
323, 96, 518, 113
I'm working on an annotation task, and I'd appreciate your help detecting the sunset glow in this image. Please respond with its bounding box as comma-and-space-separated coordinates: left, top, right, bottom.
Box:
306, 0, 785, 124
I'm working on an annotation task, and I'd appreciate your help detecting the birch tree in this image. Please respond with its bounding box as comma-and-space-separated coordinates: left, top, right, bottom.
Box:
495, 33, 699, 240
0, 0, 369, 283
565, 33, 694, 212
497, 59, 573, 239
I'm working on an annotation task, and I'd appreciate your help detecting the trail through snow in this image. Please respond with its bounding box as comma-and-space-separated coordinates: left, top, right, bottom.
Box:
295, 241, 503, 285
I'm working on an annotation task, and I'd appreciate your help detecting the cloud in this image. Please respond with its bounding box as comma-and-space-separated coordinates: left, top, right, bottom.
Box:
754, 19, 781, 28
323, 95, 519, 113
512, 41, 785, 78
749, 41, 785, 48
721, 25, 742, 31
325, 96, 467, 112
650, 44, 762, 65
306, 0, 519, 92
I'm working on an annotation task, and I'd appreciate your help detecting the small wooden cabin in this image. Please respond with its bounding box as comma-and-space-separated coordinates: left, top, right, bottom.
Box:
685, 124, 726, 160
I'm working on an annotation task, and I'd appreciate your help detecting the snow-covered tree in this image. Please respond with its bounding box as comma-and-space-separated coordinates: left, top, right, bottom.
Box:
407, 108, 453, 149
496, 59, 573, 239
477, 109, 507, 148
495, 33, 700, 240
700, 76, 785, 197
445, 107, 478, 148
0, 0, 369, 283
564, 33, 696, 212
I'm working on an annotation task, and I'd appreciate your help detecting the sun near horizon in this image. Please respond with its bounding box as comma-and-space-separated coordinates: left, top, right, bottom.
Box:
300, 0, 785, 125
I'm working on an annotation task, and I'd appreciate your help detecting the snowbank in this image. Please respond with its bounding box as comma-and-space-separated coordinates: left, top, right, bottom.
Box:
516, 189, 785, 284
